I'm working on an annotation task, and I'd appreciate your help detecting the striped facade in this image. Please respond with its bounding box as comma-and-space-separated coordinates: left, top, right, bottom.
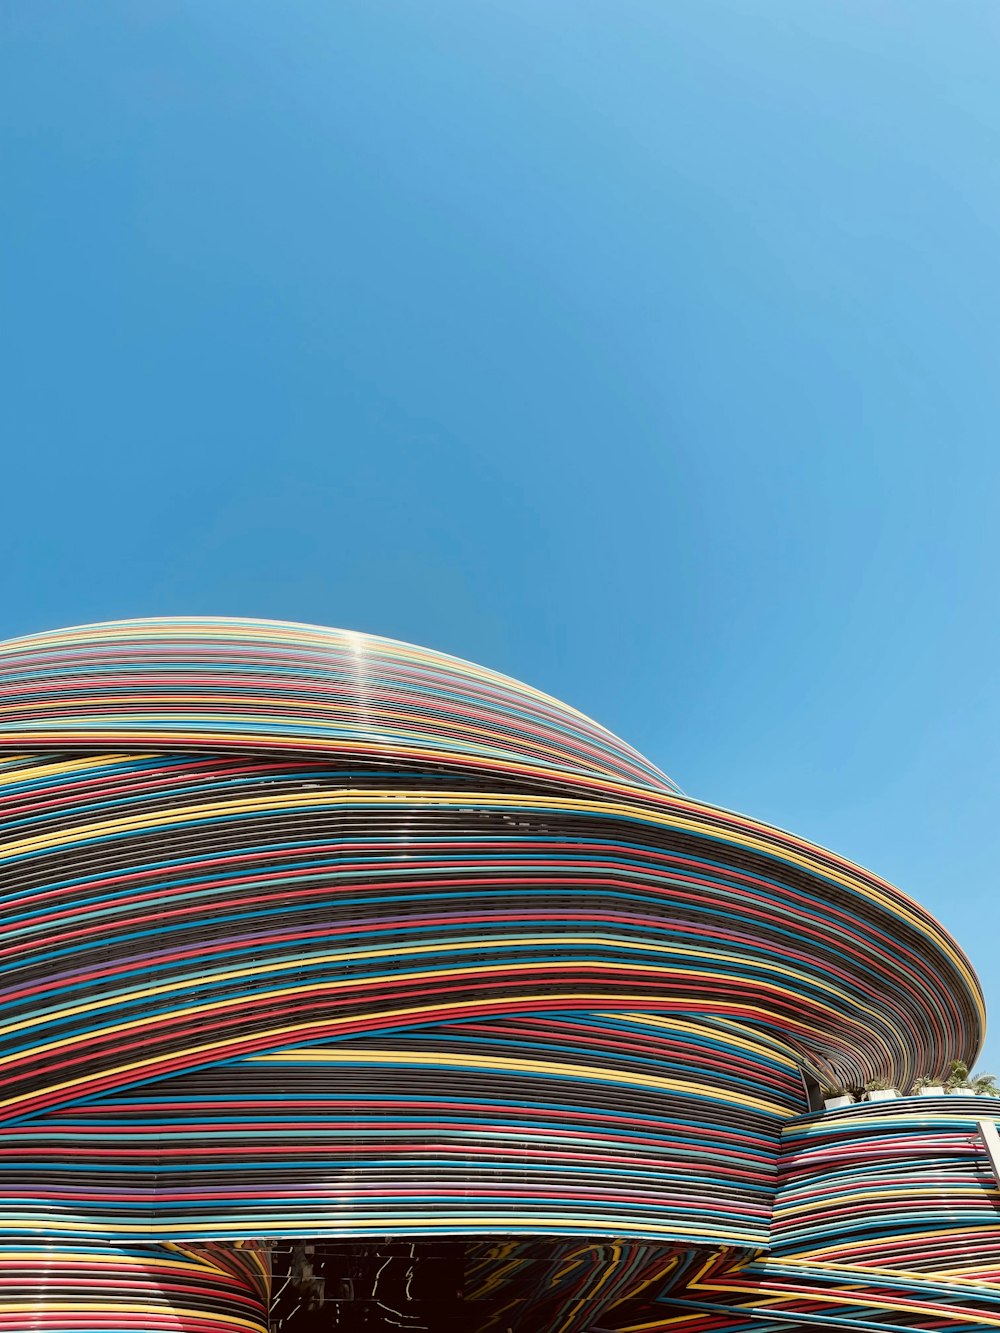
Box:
0, 617, 993, 1330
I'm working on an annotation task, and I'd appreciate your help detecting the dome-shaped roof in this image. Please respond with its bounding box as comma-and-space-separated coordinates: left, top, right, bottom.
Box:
0, 617, 680, 794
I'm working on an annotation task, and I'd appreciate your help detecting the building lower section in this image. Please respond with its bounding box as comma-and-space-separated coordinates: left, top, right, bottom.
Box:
6, 1162, 1000, 1333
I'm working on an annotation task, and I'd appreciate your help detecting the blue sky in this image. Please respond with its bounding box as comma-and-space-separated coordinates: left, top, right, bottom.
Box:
2, 3, 998, 1064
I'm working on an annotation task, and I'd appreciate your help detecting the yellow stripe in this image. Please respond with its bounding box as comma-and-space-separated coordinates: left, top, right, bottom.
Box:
245, 1046, 788, 1114
0, 1215, 763, 1240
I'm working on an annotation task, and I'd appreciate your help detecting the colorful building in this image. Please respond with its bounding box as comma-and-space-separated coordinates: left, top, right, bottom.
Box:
0, 617, 994, 1331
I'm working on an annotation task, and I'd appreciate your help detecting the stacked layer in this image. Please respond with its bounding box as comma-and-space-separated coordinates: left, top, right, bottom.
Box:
635, 1099, 1000, 1330
0, 617, 679, 791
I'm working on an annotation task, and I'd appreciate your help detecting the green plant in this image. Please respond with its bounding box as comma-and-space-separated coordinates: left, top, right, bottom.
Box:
864, 1078, 895, 1092
946, 1060, 971, 1090
911, 1074, 944, 1092
971, 1072, 1000, 1097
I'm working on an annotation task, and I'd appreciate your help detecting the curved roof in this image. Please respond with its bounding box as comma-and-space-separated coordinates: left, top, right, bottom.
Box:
0, 617, 679, 794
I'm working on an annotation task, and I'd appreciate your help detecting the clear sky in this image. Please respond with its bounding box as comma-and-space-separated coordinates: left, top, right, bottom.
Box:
2, 4, 998, 1065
